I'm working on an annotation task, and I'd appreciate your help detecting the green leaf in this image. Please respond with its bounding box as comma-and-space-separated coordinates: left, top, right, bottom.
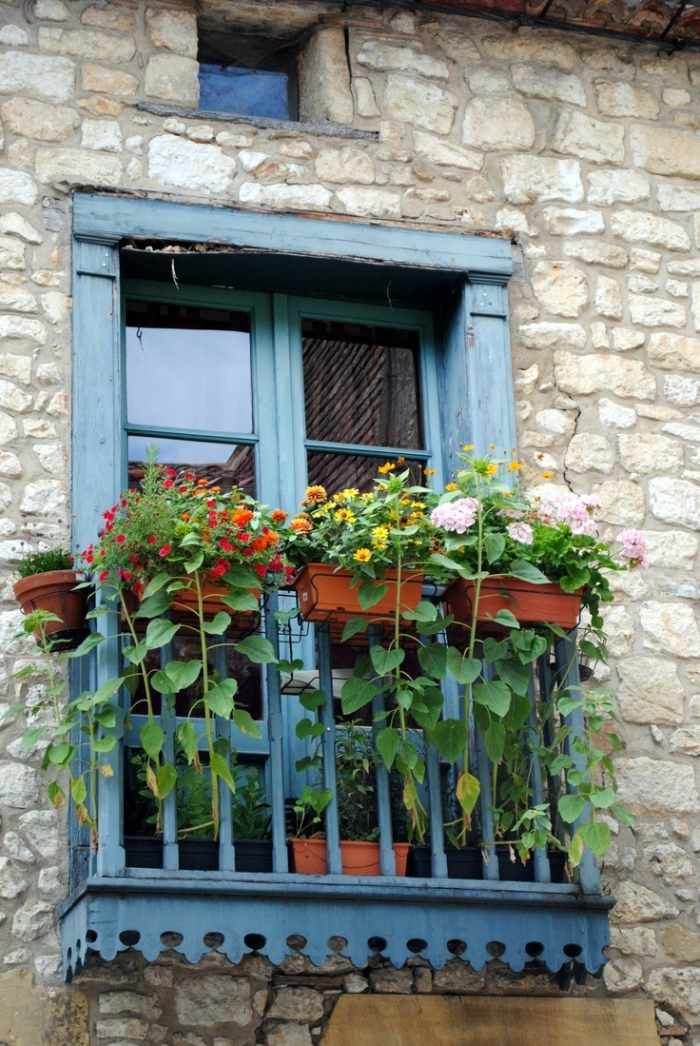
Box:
428, 553, 472, 578
456, 771, 480, 815
94, 706, 117, 729
67, 632, 104, 658
92, 735, 117, 753
177, 720, 198, 763
370, 645, 404, 676
558, 793, 586, 824
484, 531, 506, 565
151, 669, 176, 695
493, 609, 520, 629
143, 572, 171, 599
164, 659, 202, 692
203, 611, 231, 635
184, 550, 204, 574
155, 763, 177, 799
580, 820, 611, 858
145, 618, 180, 650
508, 560, 550, 584
358, 580, 387, 610
205, 679, 237, 718
590, 788, 616, 809
495, 658, 531, 696
47, 741, 73, 766
224, 565, 261, 589
430, 718, 466, 763
376, 727, 400, 770
299, 784, 332, 816
560, 566, 590, 594
341, 675, 378, 715
234, 635, 276, 664
296, 717, 323, 740
180, 531, 201, 547
210, 751, 236, 793
341, 617, 368, 642
473, 680, 511, 717
71, 776, 87, 805
402, 600, 438, 624
417, 642, 447, 680
133, 590, 171, 619
123, 642, 148, 665
485, 720, 505, 763
221, 591, 259, 613
140, 721, 164, 759
232, 708, 261, 737
446, 649, 481, 685
568, 831, 584, 868
93, 677, 124, 705
299, 689, 325, 711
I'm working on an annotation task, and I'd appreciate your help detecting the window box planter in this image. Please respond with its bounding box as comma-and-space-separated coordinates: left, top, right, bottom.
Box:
169, 581, 260, 631
446, 577, 582, 631
124, 836, 273, 872
289, 837, 411, 876
294, 563, 424, 623
409, 846, 566, 883
14, 570, 88, 650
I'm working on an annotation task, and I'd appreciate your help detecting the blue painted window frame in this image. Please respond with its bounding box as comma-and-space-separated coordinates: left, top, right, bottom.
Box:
62, 193, 611, 981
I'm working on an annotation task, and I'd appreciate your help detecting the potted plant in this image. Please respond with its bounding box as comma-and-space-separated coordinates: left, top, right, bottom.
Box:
13, 548, 88, 649
285, 471, 431, 623
289, 719, 410, 876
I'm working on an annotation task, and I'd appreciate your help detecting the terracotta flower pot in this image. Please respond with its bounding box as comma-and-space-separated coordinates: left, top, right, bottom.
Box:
446, 576, 582, 631
13, 570, 88, 649
294, 563, 424, 623
170, 581, 259, 619
289, 837, 410, 876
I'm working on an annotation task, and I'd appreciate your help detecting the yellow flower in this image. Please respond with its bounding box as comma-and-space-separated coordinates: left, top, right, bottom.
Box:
408, 512, 424, 524
424, 467, 436, 477
542, 470, 555, 480
341, 487, 359, 499
354, 547, 372, 563
371, 526, 389, 548
486, 464, 498, 476
360, 492, 375, 502
303, 484, 327, 505
507, 461, 523, 472
378, 461, 396, 474
334, 508, 356, 524
445, 482, 458, 492
462, 444, 474, 452
410, 501, 425, 510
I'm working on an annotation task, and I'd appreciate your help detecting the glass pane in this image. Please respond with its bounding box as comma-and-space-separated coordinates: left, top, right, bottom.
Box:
128, 436, 256, 495
199, 63, 290, 119
126, 299, 253, 434
302, 318, 423, 449
306, 451, 425, 493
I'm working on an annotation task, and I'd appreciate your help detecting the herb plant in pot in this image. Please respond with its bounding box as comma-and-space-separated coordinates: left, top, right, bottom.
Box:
289, 719, 410, 876
14, 548, 88, 650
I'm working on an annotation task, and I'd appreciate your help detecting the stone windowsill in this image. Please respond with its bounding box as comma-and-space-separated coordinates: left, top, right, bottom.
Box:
136, 101, 380, 141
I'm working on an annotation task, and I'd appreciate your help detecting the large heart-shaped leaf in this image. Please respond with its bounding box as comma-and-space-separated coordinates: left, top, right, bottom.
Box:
473, 680, 511, 717
234, 636, 276, 664
446, 649, 481, 686
140, 721, 164, 759
145, 618, 180, 650
370, 645, 404, 676
205, 679, 238, 718
340, 676, 378, 715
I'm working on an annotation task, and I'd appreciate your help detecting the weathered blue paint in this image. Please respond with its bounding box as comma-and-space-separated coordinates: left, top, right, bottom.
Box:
527, 670, 551, 885
317, 624, 342, 875
160, 638, 179, 872
368, 624, 397, 877
59, 872, 612, 979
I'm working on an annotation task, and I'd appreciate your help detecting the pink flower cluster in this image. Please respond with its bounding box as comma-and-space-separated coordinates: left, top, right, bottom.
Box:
537, 491, 600, 538
507, 521, 533, 545
431, 497, 479, 534
618, 529, 648, 567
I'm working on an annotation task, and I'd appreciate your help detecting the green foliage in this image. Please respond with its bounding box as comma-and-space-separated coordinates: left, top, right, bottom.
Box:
16, 548, 74, 578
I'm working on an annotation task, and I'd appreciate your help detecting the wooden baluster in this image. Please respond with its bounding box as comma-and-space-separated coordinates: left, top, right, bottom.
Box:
160, 637, 179, 872
368, 624, 396, 877
212, 644, 235, 871
265, 595, 288, 872
317, 622, 341, 874
476, 662, 500, 881
527, 666, 550, 884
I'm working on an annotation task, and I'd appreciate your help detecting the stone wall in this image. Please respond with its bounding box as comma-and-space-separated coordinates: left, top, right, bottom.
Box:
0, 0, 699, 1042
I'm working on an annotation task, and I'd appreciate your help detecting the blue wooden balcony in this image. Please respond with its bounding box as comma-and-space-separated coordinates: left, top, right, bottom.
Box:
58, 597, 613, 982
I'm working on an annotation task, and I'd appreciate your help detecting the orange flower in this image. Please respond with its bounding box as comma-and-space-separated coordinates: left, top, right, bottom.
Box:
265, 530, 279, 546
291, 515, 313, 533
232, 508, 254, 526
250, 537, 267, 552
303, 485, 327, 505
271, 509, 287, 523
181, 512, 190, 521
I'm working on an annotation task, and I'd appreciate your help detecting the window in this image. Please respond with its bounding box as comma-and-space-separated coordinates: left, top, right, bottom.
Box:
198, 30, 297, 120
62, 195, 610, 982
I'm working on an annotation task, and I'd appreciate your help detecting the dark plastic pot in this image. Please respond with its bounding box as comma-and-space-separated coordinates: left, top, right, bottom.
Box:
409, 845, 567, 883
124, 836, 273, 872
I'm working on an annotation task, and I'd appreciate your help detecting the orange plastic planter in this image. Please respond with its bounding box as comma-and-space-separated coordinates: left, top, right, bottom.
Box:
447, 576, 582, 630
294, 563, 424, 623
289, 837, 411, 876
170, 581, 258, 616
14, 570, 87, 644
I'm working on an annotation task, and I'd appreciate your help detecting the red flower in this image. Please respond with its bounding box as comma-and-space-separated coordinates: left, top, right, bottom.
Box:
158, 545, 172, 558
210, 559, 228, 578
207, 498, 217, 509
179, 485, 188, 494
254, 563, 268, 578
237, 531, 250, 543
219, 537, 234, 553
115, 533, 126, 544
120, 569, 133, 582
270, 555, 284, 572
147, 534, 157, 545
185, 471, 195, 482
207, 513, 218, 528
165, 466, 177, 479
163, 479, 174, 489
99, 569, 109, 582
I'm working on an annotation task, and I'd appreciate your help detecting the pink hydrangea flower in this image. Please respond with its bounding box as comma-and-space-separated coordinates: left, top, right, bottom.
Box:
431, 497, 479, 534
537, 491, 600, 538
507, 522, 533, 545
618, 529, 648, 567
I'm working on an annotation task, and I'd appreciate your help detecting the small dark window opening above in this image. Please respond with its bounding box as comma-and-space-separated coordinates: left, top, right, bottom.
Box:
198, 28, 298, 121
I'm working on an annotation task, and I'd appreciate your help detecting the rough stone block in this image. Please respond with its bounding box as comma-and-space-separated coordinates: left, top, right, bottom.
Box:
144, 54, 199, 106
0, 50, 75, 102
384, 73, 456, 134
